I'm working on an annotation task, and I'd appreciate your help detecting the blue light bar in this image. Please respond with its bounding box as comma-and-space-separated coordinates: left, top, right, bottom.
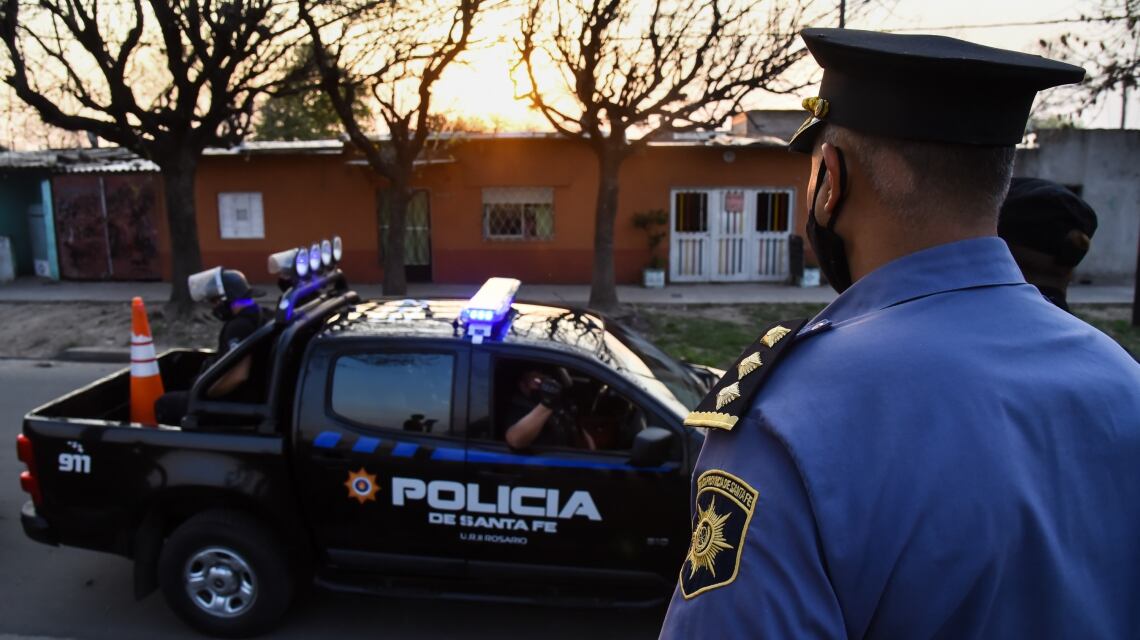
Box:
460, 277, 520, 344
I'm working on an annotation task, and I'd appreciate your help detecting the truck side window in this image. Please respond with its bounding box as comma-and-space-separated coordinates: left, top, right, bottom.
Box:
491, 358, 645, 452
331, 352, 454, 434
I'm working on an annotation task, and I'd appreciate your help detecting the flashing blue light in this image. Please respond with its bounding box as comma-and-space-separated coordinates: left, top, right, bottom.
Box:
295, 248, 310, 278
309, 243, 321, 273
460, 277, 520, 344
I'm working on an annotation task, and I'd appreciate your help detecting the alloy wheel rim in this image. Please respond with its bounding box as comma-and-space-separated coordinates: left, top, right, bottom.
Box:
183, 546, 258, 618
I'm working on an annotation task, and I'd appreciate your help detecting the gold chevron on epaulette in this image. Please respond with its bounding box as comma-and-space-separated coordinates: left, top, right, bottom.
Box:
761, 325, 791, 348
682, 318, 813, 432
683, 411, 739, 430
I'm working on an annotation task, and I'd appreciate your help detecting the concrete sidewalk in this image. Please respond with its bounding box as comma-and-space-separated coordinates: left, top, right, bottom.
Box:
0, 276, 1133, 305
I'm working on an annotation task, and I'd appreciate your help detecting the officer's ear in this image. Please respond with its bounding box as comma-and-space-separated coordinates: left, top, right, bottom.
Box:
819, 142, 845, 217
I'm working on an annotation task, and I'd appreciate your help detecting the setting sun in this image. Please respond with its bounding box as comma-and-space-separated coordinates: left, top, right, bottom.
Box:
434, 42, 551, 131
434, 35, 558, 131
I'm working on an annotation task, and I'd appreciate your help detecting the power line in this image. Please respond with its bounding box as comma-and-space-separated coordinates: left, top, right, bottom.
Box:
882, 15, 1134, 33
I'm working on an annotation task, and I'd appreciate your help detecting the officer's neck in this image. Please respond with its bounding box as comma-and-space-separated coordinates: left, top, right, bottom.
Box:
844, 205, 998, 283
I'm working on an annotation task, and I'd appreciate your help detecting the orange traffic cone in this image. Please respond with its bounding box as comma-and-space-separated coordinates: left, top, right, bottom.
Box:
130, 297, 164, 426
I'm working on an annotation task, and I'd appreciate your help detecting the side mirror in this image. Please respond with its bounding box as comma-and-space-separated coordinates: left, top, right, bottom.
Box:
630, 426, 674, 467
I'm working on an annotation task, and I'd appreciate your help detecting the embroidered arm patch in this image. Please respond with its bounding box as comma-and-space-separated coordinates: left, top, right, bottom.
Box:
679, 469, 759, 598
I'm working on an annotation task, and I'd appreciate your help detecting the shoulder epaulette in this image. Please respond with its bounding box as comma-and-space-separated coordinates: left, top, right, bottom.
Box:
683, 318, 811, 431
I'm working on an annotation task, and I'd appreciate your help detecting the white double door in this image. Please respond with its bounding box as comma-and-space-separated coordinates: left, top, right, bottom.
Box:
669, 188, 792, 283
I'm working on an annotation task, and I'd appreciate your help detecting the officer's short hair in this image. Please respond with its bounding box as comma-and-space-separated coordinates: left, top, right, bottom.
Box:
821, 124, 1016, 226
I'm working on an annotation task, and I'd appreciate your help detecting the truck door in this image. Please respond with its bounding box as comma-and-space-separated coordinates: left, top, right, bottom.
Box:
461, 348, 690, 589
294, 339, 470, 576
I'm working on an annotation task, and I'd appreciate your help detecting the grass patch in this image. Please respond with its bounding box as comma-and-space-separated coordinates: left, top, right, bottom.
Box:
626, 302, 1139, 368
1072, 304, 1140, 356
623, 303, 827, 369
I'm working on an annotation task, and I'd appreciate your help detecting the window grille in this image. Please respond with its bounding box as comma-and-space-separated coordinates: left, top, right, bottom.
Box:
756, 191, 791, 232
483, 187, 554, 241
674, 192, 708, 232
218, 192, 265, 239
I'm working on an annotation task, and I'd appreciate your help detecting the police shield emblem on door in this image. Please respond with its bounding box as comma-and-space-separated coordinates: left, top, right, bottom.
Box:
679, 469, 758, 598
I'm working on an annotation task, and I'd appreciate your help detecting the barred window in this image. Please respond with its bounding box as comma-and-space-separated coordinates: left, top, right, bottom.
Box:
483, 187, 554, 241
674, 191, 708, 232
756, 191, 791, 232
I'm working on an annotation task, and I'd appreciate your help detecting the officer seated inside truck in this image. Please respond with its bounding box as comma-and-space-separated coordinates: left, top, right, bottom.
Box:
497, 360, 643, 452
153, 267, 271, 426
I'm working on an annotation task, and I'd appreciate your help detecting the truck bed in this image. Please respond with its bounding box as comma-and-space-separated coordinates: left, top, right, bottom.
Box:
19, 347, 295, 558
30, 349, 212, 425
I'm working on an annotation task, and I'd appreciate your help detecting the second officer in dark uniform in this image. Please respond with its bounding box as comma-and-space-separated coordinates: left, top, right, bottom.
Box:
998, 176, 1097, 312
661, 29, 1140, 638
154, 267, 269, 425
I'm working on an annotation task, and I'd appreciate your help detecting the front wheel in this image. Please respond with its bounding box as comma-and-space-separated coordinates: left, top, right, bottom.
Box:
158, 510, 294, 638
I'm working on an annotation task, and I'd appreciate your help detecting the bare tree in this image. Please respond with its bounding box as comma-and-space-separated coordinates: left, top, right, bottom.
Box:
299, 0, 486, 295
1039, 0, 1139, 128
517, 0, 839, 311
0, 0, 305, 309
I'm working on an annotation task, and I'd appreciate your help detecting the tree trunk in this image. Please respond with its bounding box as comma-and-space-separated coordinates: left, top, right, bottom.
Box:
381, 176, 410, 296
159, 151, 204, 315
588, 149, 624, 312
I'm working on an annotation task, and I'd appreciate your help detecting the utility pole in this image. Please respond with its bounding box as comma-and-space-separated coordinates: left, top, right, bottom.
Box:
1122, 83, 1129, 130
840, 0, 846, 28
1133, 231, 1139, 326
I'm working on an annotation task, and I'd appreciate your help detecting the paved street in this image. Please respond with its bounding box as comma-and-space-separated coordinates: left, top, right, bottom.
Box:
0, 360, 664, 639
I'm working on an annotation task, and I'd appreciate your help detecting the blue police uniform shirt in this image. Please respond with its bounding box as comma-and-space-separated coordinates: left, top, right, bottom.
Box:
660, 237, 1140, 639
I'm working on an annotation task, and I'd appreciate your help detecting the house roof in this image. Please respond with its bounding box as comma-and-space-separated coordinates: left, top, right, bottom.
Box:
0, 124, 790, 173
0, 147, 159, 173
202, 139, 345, 155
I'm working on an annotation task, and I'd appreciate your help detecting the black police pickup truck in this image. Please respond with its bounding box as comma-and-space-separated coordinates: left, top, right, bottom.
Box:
16, 246, 716, 637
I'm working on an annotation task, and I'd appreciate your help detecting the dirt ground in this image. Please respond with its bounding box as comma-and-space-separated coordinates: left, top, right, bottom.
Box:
0, 300, 1134, 363
0, 301, 218, 359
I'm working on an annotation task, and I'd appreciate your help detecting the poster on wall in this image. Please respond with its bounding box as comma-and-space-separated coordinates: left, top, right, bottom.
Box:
724, 190, 744, 213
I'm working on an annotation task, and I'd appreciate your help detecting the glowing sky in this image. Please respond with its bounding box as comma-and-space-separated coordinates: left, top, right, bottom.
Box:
431, 0, 1135, 132
1, 0, 1132, 150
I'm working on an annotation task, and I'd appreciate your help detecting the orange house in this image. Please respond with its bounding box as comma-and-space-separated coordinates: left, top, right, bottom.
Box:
182, 134, 812, 285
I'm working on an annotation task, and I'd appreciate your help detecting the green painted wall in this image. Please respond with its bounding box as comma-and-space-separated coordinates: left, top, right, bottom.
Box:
0, 173, 42, 275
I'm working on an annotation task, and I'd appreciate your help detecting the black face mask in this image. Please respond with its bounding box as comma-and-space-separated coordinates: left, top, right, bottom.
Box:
211, 301, 233, 322
805, 147, 852, 293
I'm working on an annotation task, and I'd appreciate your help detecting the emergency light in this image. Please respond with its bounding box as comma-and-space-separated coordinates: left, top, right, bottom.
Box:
295, 247, 310, 278
460, 277, 520, 344
308, 243, 321, 273
269, 235, 342, 283
267, 248, 299, 278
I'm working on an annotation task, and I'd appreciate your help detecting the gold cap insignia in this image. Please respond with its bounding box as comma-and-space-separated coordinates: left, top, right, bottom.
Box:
715, 382, 741, 410
737, 352, 763, 379
802, 96, 829, 119
761, 325, 791, 348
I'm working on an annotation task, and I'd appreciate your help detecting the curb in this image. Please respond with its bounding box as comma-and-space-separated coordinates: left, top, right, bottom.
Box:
57, 347, 130, 363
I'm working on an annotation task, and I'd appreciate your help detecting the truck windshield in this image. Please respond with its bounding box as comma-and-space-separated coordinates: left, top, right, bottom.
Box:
602, 322, 706, 418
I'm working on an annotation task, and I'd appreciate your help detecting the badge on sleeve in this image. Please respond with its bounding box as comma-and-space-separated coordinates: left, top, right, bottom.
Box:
679, 469, 759, 599
683, 319, 810, 431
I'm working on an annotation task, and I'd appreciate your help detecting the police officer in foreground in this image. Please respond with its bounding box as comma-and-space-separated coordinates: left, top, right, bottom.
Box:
154, 267, 268, 425
661, 29, 1140, 638
998, 177, 1097, 312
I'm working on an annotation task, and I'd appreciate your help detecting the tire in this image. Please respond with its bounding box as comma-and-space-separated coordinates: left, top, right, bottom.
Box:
158, 510, 294, 638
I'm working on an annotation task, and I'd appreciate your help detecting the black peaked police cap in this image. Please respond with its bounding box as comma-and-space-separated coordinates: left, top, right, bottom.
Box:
999, 177, 1098, 267
788, 28, 1085, 153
